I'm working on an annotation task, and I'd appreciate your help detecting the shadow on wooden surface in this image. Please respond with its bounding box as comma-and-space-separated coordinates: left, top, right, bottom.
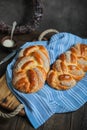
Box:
0, 103, 87, 130
0, 0, 87, 129
0, 32, 87, 130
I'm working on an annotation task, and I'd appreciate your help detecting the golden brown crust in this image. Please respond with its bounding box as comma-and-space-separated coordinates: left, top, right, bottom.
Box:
12, 45, 50, 93
47, 43, 87, 90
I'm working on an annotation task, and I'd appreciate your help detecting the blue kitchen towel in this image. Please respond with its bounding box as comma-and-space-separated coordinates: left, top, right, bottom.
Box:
6, 32, 87, 129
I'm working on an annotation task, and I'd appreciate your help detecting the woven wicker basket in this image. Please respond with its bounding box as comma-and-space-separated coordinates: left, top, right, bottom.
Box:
0, 0, 43, 34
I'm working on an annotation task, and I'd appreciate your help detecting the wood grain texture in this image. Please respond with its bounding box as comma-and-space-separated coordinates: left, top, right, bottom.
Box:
0, 74, 25, 115
0, 104, 87, 130
0, 16, 87, 129
70, 105, 85, 130
0, 35, 87, 129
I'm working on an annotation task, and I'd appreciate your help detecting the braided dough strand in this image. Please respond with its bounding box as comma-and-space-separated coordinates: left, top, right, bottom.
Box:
47, 43, 87, 90
12, 45, 50, 93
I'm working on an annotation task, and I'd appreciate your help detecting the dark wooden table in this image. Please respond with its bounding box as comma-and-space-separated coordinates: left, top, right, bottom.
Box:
0, 0, 87, 129
0, 32, 87, 130
0, 103, 87, 130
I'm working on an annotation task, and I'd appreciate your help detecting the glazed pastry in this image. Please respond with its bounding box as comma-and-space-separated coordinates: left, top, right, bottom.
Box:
47, 43, 87, 90
12, 45, 50, 93
70, 43, 87, 71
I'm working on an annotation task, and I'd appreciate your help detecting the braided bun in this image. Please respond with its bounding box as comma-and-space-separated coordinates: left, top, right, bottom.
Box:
47, 43, 87, 90
12, 45, 50, 93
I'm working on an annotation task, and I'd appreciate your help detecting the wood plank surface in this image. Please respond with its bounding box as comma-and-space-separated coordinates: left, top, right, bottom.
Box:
0, 104, 87, 130
70, 105, 85, 130
0, 74, 25, 115
0, 4, 87, 128
0, 33, 87, 130
82, 103, 87, 130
